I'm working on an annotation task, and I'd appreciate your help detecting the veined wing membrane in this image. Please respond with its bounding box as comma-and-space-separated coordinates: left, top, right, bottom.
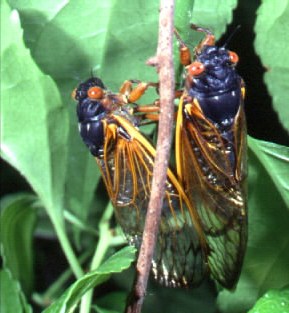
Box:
97, 114, 209, 287
176, 96, 247, 289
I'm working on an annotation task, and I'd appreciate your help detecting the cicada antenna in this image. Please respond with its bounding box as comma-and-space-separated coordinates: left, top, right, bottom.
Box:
223, 25, 241, 48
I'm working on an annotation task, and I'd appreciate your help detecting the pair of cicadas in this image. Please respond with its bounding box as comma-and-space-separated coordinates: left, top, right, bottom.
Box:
72, 25, 247, 289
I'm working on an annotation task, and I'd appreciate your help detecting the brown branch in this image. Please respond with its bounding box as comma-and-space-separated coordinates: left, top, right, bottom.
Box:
125, 1, 175, 313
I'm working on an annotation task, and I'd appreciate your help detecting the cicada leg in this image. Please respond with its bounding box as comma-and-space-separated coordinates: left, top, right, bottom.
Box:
117, 79, 160, 125
174, 24, 216, 65
119, 79, 159, 103
174, 28, 192, 66
118, 79, 184, 125
132, 88, 184, 125
190, 24, 215, 53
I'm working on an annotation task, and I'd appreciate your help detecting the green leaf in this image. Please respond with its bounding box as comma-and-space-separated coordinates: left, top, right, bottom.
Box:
190, 0, 238, 38
93, 306, 119, 313
0, 193, 38, 295
175, 0, 195, 34
43, 246, 136, 313
7, 0, 161, 235
254, 1, 289, 133
174, 0, 238, 82
1, 0, 69, 219
0, 268, 32, 313
1, 0, 84, 280
93, 292, 127, 313
94, 308, 119, 313
248, 288, 289, 313
217, 137, 289, 313
8, 0, 160, 86
249, 137, 289, 209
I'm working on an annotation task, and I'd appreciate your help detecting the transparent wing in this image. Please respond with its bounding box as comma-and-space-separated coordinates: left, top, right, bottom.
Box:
97, 114, 209, 287
176, 96, 247, 289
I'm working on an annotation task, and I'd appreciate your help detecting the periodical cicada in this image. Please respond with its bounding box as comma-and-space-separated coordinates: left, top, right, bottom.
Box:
72, 77, 209, 287
72, 23, 247, 289
174, 24, 247, 289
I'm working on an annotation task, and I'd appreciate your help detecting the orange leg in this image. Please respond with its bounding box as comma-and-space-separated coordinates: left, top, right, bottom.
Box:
117, 79, 183, 125
174, 24, 216, 66
190, 24, 215, 54
132, 102, 160, 124
119, 80, 159, 103
141, 113, 160, 122
133, 87, 182, 116
134, 102, 160, 113
174, 28, 192, 66
138, 111, 179, 126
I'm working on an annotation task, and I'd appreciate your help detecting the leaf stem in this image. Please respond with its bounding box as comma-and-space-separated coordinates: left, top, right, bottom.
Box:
51, 214, 84, 278
64, 210, 98, 236
79, 203, 114, 313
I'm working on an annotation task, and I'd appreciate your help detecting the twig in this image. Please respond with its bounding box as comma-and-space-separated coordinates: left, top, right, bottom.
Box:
125, 1, 175, 313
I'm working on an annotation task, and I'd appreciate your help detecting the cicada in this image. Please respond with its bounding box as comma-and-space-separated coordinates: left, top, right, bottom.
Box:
174, 24, 247, 289
72, 23, 247, 289
72, 77, 209, 287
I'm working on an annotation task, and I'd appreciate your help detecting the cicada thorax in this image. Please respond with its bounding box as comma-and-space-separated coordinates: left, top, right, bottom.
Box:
176, 25, 248, 289
73, 77, 209, 288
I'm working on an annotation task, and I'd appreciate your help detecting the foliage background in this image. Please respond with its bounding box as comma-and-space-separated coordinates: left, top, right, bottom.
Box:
1, 0, 289, 313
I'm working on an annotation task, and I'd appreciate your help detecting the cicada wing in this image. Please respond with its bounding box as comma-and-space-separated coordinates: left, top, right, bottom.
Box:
176, 96, 247, 289
96, 114, 209, 287
234, 103, 248, 183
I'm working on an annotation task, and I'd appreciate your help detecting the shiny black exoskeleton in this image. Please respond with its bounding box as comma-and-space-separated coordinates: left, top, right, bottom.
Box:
74, 77, 107, 157
189, 45, 242, 127
187, 42, 244, 171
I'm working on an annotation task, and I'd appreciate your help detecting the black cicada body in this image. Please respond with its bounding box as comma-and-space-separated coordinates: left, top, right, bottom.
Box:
72, 23, 247, 289
73, 77, 209, 287
75, 77, 107, 157
175, 25, 247, 289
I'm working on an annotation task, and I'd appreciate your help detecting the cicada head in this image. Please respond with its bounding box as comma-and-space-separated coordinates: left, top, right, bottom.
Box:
73, 77, 106, 102
184, 25, 244, 126
72, 77, 108, 157
73, 77, 108, 120
186, 45, 241, 97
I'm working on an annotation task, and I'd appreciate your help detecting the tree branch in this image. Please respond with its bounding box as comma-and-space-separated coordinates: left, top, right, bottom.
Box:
125, 1, 175, 312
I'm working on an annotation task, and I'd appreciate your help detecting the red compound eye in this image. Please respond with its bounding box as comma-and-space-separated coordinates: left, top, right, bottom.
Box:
188, 62, 205, 77
87, 86, 104, 99
229, 51, 239, 64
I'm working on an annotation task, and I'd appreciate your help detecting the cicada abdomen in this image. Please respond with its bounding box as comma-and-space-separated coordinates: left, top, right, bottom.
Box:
175, 25, 247, 289
73, 77, 209, 287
